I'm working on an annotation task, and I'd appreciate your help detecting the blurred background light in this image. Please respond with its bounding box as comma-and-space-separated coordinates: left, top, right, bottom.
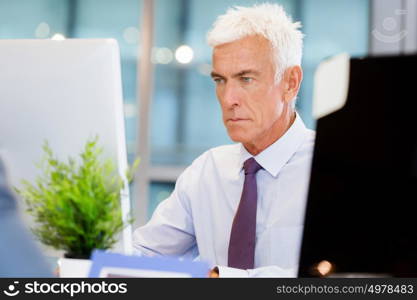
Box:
51, 33, 65, 40
317, 260, 333, 276
35, 22, 50, 38
152, 47, 173, 64
175, 45, 193, 64
124, 102, 137, 119
123, 26, 139, 44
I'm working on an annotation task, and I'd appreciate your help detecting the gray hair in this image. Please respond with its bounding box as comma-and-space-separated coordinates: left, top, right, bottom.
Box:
207, 2, 304, 84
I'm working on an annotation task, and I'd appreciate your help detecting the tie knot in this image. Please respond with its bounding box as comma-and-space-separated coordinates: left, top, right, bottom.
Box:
243, 157, 262, 175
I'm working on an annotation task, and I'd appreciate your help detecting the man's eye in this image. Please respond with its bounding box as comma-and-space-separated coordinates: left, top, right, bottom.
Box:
241, 77, 253, 83
213, 78, 224, 84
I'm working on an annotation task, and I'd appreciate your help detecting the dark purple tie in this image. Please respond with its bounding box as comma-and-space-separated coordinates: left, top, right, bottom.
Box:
228, 157, 262, 269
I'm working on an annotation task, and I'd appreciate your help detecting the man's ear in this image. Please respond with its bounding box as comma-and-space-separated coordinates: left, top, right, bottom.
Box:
283, 66, 303, 104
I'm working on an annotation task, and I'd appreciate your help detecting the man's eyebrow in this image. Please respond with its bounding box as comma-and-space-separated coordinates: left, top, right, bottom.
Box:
210, 71, 224, 78
233, 70, 260, 77
210, 70, 260, 78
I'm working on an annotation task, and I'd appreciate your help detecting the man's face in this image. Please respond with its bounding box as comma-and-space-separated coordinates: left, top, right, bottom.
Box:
211, 35, 287, 145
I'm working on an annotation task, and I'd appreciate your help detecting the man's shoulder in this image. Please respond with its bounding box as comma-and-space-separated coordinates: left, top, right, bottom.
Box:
303, 128, 316, 149
175, 144, 240, 186
183, 143, 240, 175
292, 128, 316, 162
191, 143, 240, 166
208, 143, 241, 159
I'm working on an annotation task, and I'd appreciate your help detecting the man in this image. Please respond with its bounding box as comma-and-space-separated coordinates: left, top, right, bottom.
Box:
0, 159, 52, 277
133, 3, 315, 277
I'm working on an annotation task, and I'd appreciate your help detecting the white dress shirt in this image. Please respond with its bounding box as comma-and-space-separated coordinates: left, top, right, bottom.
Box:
133, 113, 315, 277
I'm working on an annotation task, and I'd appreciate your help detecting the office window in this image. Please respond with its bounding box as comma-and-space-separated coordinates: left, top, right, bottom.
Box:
298, 0, 370, 129
149, 182, 175, 217
0, 0, 68, 38
70, 0, 142, 161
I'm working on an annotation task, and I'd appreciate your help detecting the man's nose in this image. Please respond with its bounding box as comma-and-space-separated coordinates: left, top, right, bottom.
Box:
222, 82, 241, 108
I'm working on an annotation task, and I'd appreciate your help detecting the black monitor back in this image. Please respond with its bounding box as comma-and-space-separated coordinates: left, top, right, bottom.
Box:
298, 54, 417, 277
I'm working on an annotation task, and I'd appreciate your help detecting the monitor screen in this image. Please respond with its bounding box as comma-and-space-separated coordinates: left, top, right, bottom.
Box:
298, 54, 417, 277
0, 39, 132, 254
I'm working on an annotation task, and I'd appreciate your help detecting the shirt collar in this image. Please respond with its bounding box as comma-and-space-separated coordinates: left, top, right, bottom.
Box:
237, 112, 309, 177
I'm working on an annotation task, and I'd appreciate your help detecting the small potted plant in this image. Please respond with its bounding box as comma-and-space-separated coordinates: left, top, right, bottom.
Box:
15, 137, 138, 277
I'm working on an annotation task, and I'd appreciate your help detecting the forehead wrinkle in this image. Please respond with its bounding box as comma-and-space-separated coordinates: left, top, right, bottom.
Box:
212, 35, 274, 78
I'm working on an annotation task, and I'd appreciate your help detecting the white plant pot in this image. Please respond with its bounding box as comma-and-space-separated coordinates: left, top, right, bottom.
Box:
59, 257, 92, 278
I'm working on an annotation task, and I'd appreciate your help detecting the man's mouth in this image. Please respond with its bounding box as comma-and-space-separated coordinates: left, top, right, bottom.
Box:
228, 118, 250, 122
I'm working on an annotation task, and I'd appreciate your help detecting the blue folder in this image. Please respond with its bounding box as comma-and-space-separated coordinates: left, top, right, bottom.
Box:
88, 250, 210, 278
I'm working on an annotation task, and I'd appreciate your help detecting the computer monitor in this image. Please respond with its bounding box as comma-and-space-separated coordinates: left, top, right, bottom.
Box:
298, 53, 417, 277
0, 39, 132, 255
